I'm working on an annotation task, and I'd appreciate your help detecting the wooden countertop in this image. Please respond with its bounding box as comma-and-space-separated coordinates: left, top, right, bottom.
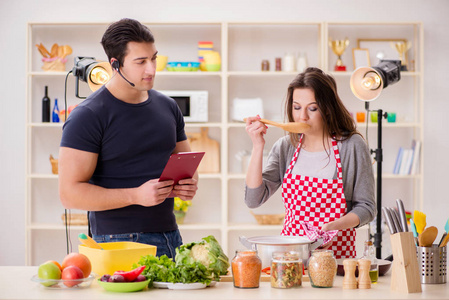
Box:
1, 266, 448, 299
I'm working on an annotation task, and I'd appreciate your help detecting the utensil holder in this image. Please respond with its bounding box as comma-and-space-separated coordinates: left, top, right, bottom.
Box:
390, 232, 422, 293
416, 244, 447, 284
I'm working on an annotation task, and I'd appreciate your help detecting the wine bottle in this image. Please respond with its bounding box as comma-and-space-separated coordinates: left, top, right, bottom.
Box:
52, 98, 60, 123
42, 86, 50, 122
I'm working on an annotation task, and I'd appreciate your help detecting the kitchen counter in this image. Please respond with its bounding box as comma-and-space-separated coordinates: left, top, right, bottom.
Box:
1, 266, 448, 299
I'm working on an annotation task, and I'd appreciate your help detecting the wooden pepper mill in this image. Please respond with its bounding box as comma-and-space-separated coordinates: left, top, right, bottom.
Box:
358, 258, 372, 289
343, 259, 358, 289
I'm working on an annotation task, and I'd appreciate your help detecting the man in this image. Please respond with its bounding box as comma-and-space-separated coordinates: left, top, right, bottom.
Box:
59, 18, 198, 258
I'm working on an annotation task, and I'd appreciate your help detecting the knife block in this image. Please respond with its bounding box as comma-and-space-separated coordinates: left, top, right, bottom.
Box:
390, 232, 422, 293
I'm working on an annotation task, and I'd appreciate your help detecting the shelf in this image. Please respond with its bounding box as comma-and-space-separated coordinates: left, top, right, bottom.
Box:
356, 122, 421, 128
329, 71, 421, 77
28, 122, 63, 128
30, 223, 87, 230
157, 71, 222, 77
29, 223, 223, 231
227, 71, 299, 76
29, 71, 69, 76
26, 21, 423, 266
227, 223, 283, 231
178, 223, 222, 230
28, 174, 58, 179
185, 123, 222, 128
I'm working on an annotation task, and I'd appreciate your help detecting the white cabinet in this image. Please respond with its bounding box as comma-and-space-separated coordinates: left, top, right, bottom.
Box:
26, 22, 423, 264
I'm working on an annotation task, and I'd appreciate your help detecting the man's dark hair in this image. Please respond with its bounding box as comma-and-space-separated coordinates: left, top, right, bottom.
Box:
101, 18, 155, 67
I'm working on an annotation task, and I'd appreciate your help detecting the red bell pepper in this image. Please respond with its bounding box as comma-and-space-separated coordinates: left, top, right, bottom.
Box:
113, 266, 146, 282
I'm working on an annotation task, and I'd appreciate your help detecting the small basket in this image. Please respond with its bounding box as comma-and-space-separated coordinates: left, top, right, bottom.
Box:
61, 213, 88, 225
49, 155, 58, 174
416, 244, 447, 284
41, 57, 67, 72
251, 211, 284, 225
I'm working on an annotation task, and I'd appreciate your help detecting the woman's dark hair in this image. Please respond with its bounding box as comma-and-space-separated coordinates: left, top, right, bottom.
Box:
101, 18, 154, 66
285, 67, 358, 146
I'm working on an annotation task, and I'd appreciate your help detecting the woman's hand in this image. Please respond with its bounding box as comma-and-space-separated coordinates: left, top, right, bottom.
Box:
245, 115, 268, 150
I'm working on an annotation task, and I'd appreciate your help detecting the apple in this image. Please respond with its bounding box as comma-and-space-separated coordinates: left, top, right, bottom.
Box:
61, 252, 91, 278
68, 105, 78, 114
61, 265, 84, 287
38, 261, 61, 287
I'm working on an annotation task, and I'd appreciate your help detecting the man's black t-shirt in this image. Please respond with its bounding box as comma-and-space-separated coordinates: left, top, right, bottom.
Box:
60, 86, 187, 235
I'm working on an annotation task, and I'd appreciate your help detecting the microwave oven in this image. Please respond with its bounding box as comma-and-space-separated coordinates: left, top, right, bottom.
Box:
159, 90, 208, 122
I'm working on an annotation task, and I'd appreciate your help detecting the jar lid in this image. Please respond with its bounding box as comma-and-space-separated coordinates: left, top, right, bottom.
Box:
311, 249, 334, 256
272, 251, 302, 262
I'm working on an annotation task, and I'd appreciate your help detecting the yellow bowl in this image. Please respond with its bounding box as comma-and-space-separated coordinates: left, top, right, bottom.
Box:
79, 242, 156, 276
156, 55, 168, 71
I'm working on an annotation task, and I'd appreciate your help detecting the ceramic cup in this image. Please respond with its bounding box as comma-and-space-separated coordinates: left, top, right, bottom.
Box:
387, 112, 397, 123
370, 112, 378, 123
356, 112, 365, 123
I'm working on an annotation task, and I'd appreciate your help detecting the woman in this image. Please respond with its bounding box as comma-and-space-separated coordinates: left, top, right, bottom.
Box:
244, 67, 376, 258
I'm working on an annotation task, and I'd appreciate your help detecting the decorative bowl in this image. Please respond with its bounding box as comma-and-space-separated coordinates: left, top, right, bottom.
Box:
31, 274, 95, 289
166, 62, 200, 72
97, 278, 151, 292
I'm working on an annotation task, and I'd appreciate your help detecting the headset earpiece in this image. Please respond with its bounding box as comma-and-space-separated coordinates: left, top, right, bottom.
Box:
112, 60, 119, 70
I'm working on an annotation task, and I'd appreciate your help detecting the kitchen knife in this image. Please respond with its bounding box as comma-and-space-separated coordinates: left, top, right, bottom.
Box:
382, 207, 396, 234
396, 199, 409, 232
388, 207, 403, 232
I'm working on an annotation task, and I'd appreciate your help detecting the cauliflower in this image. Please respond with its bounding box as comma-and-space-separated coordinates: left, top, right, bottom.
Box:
175, 235, 230, 280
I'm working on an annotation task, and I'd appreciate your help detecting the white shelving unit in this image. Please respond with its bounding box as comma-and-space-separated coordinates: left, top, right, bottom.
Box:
26, 21, 423, 264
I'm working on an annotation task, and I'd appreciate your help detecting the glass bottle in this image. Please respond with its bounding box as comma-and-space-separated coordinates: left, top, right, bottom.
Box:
52, 98, 60, 123
360, 240, 378, 283
308, 250, 337, 288
296, 52, 308, 73
42, 86, 50, 122
271, 251, 303, 288
231, 250, 261, 288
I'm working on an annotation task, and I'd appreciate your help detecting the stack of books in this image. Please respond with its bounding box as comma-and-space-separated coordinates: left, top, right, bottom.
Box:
393, 140, 421, 175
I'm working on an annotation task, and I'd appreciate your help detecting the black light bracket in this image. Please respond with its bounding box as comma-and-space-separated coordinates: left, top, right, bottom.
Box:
72, 56, 97, 99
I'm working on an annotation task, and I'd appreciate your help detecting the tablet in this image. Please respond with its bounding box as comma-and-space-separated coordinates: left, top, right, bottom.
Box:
159, 152, 205, 197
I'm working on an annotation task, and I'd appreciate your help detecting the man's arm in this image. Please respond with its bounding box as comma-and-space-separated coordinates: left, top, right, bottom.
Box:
171, 139, 199, 199
58, 147, 174, 211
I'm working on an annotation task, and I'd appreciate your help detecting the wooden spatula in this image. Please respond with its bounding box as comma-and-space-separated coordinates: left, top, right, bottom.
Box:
244, 118, 310, 133
418, 226, 438, 247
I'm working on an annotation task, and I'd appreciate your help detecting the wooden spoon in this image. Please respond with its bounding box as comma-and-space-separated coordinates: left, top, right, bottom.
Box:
244, 118, 311, 133
418, 226, 438, 247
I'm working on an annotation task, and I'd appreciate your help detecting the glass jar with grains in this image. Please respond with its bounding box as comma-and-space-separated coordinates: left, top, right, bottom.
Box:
308, 250, 337, 288
271, 251, 303, 288
231, 250, 262, 288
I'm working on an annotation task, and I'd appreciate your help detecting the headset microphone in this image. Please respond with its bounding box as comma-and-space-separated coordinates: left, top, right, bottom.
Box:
112, 60, 135, 87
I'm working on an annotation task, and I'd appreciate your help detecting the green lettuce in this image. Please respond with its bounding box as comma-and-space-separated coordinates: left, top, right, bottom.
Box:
134, 254, 212, 284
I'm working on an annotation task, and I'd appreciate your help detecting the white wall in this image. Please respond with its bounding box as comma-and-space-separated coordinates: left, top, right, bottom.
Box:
1, 0, 448, 265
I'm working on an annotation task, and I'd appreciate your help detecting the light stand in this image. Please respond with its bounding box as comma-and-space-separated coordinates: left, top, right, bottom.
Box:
368, 103, 388, 258
62, 57, 112, 253
350, 60, 401, 259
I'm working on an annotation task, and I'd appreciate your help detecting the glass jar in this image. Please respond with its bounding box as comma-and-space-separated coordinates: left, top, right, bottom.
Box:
271, 251, 303, 288
308, 250, 337, 288
360, 240, 378, 283
231, 250, 262, 288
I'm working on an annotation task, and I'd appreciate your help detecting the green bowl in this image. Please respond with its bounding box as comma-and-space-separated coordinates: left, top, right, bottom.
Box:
97, 278, 150, 293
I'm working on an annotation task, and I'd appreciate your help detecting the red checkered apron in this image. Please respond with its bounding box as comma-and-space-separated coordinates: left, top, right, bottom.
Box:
281, 135, 356, 259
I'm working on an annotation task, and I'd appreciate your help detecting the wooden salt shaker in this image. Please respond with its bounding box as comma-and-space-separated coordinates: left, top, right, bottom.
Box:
358, 259, 371, 289
342, 259, 358, 289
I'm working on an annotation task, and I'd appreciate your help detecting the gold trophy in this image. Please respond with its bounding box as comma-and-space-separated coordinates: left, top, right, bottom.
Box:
329, 38, 350, 71
391, 41, 411, 71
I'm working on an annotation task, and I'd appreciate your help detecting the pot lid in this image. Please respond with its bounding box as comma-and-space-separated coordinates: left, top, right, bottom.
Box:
245, 235, 315, 245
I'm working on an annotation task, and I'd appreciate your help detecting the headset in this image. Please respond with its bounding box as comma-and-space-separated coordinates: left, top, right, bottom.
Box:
111, 59, 135, 87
